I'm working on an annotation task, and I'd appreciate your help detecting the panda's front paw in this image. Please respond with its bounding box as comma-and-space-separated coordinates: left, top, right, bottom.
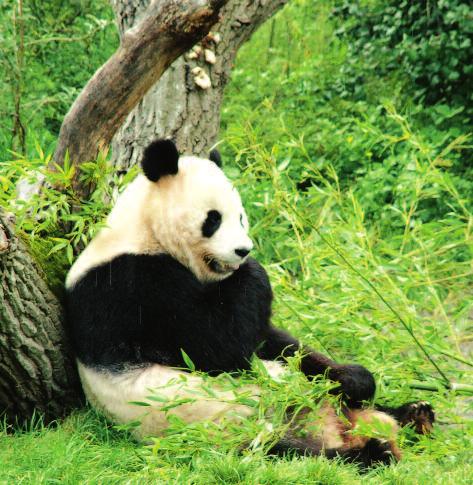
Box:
328, 364, 376, 407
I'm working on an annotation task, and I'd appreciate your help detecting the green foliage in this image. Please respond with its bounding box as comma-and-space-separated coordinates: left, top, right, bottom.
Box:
0, 0, 118, 156
0, 147, 138, 293
144, 359, 339, 458
333, 0, 473, 108
222, 0, 472, 226
1, 404, 472, 483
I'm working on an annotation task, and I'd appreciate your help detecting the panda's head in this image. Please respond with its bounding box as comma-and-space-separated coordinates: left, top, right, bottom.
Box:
139, 139, 253, 282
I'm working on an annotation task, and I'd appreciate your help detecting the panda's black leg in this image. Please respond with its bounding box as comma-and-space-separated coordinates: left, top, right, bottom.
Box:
331, 438, 400, 469
265, 406, 400, 468
266, 434, 325, 458
375, 401, 435, 434
267, 435, 399, 469
257, 326, 376, 406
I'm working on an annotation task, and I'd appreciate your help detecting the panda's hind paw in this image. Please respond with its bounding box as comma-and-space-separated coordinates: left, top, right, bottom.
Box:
397, 401, 435, 435
339, 438, 401, 469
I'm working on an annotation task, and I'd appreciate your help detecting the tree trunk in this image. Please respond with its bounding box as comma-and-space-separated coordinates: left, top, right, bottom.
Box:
0, 211, 81, 423
110, 0, 288, 171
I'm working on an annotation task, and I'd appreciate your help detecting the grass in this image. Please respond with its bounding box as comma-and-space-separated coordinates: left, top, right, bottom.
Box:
1, 408, 472, 484
1, 0, 472, 483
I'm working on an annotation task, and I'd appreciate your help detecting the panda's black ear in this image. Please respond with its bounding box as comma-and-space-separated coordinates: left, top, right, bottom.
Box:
209, 149, 222, 167
141, 139, 179, 182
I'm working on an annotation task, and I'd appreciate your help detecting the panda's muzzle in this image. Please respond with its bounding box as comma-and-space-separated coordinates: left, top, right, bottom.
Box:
204, 256, 241, 274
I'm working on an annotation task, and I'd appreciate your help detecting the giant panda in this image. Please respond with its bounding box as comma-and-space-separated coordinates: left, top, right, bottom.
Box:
66, 139, 434, 467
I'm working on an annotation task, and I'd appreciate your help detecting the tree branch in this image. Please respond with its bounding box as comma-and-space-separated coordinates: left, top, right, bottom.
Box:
53, 0, 228, 196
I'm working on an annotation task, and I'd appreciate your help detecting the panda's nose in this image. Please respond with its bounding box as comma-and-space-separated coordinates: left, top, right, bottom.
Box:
235, 248, 250, 258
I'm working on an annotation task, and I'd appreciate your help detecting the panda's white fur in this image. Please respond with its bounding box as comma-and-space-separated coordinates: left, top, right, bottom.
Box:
77, 360, 285, 439
66, 141, 410, 463
67, 156, 252, 289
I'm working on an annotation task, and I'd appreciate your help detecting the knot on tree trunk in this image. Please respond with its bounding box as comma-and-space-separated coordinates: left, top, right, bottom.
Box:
0, 225, 9, 254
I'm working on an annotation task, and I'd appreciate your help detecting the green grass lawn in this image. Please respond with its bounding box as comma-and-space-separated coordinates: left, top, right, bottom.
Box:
1, 406, 471, 484
1, 0, 472, 483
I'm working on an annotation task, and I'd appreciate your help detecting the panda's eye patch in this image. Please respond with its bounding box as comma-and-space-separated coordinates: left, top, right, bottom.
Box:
202, 210, 222, 238
240, 213, 244, 227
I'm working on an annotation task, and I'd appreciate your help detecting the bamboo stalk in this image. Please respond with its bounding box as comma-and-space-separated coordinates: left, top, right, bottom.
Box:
406, 380, 473, 395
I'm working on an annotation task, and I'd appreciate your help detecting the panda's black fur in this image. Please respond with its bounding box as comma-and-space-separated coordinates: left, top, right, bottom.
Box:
66, 139, 434, 467
141, 139, 180, 181
69, 254, 272, 374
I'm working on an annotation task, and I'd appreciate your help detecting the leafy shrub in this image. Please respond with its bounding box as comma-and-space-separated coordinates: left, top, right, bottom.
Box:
0, 148, 137, 294
333, 0, 473, 109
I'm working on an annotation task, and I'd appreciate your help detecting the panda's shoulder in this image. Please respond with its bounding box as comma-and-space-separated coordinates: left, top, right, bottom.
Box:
242, 257, 270, 279
231, 257, 272, 292
70, 252, 197, 290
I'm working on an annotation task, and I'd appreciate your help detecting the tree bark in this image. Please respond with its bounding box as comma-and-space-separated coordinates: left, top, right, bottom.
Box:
53, 0, 228, 198
0, 211, 81, 423
110, 0, 289, 171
